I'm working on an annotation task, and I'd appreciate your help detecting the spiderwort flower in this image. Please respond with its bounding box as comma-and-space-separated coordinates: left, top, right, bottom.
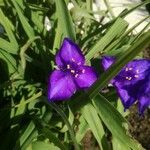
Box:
48, 38, 97, 101
102, 56, 150, 115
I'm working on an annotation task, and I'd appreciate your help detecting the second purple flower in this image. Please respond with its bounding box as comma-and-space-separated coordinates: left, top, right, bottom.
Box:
102, 56, 150, 115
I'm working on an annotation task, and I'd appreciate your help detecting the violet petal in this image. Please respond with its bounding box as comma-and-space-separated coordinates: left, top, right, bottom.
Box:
48, 70, 77, 101
74, 66, 97, 89
56, 38, 85, 67
115, 86, 136, 109
138, 75, 150, 114
116, 59, 150, 85
138, 95, 150, 115
101, 56, 115, 70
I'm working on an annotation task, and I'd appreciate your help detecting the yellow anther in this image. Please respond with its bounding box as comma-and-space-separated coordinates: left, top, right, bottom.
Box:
67, 64, 70, 69
82, 69, 85, 73
134, 75, 139, 78
71, 70, 75, 73
75, 74, 79, 78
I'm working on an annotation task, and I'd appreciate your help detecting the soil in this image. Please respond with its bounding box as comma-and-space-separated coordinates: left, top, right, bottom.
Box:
128, 105, 150, 150
81, 105, 150, 150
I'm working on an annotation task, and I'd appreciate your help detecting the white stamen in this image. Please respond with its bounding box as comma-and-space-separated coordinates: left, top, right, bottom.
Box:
77, 62, 81, 65
136, 70, 139, 73
128, 77, 132, 80
129, 67, 133, 71
75, 74, 79, 78
134, 75, 139, 78
71, 70, 75, 73
126, 77, 132, 80
82, 69, 85, 73
72, 58, 75, 62
125, 68, 129, 71
67, 64, 70, 69
126, 77, 129, 80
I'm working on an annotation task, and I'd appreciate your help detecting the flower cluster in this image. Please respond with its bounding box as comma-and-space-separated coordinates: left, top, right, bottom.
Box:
48, 38, 150, 115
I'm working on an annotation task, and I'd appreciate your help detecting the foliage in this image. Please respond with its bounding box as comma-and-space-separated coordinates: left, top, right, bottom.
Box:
0, 0, 149, 149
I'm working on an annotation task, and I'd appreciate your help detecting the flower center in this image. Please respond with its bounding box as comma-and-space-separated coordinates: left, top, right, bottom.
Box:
124, 67, 139, 81
65, 58, 85, 78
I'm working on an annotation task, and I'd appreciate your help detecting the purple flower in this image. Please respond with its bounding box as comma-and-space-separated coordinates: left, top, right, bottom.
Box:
102, 56, 150, 115
48, 38, 97, 101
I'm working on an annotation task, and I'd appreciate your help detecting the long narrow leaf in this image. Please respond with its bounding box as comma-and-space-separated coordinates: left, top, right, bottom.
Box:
92, 94, 143, 150
0, 10, 18, 47
85, 18, 128, 60
82, 103, 109, 150
11, 0, 35, 39
55, 0, 76, 41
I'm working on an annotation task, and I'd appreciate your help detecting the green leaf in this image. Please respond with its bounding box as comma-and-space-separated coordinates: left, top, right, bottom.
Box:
93, 94, 143, 150
19, 36, 41, 75
76, 115, 89, 143
112, 137, 130, 150
42, 128, 67, 150
0, 10, 18, 47
55, 0, 76, 41
27, 141, 60, 150
81, 103, 109, 150
60, 107, 74, 133
52, 21, 63, 52
31, 11, 44, 33
11, 0, 35, 39
87, 30, 150, 99
85, 18, 128, 60
0, 38, 18, 54
44, 101, 80, 150
0, 50, 17, 74
20, 121, 36, 147
103, 0, 115, 19
14, 91, 42, 108
104, 16, 150, 55
119, 0, 150, 18
15, 96, 26, 116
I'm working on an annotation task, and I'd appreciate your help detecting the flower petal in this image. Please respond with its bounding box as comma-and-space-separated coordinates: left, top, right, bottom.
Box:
117, 59, 150, 84
101, 56, 115, 70
125, 59, 150, 74
138, 75, 150, 115
138, 95, 150, 115
48, 70, 77, 101
56, 38, 85, 67
74, 66, 97, 89
115, 85, 136, 110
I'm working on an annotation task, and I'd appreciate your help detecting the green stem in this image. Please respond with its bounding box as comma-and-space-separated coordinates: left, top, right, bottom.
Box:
46, 101, 80, 150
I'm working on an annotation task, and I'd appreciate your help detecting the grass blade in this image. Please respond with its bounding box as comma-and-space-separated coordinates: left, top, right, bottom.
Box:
92, 94, 143, 150
11, 0, 35, 39
55, 0, 76, 40
82, 103, 109, 150
0, 10, 18, 47
85, 18, 128, 60
45, 101, 80, 150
